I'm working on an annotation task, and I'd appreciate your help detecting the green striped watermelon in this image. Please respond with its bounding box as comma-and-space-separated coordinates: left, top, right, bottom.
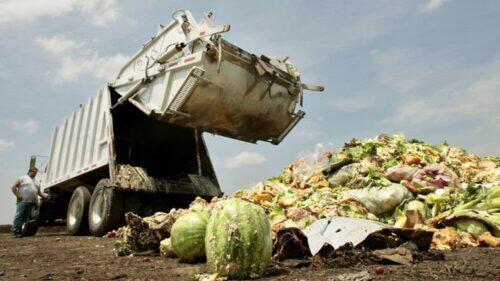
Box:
170, 211, 209, 262
205, 198, 272, 279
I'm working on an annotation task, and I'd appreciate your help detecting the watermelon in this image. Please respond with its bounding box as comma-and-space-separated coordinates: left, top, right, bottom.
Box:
205, 198, 272, 279
170, 211, 209, 262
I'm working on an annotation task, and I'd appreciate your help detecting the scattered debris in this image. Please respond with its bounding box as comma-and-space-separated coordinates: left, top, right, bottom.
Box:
303, 217, 433, 256
372, 247, 413, 265
275, 259, 311, 269
313, 244, 377, 268
183, 273, 227, 281
109, 273, 128, 280
373, 267, 384, 275
105, 230, 117, 238
114, 209, 184, 256
160, 238, 176, 258
304, 217, 392, 255
332, 270, 372, 281
273, 228, 311, 260
478, 231, 500, 247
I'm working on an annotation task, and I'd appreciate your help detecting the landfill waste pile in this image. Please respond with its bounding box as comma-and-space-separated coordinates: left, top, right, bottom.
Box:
113, 197, 222, 256
233, 134, 499, 249
114, 210, 184, 256
114, 134, 499, 278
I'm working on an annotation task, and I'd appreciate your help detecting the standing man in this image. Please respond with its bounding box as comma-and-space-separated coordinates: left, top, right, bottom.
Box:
11, 167, 48, 237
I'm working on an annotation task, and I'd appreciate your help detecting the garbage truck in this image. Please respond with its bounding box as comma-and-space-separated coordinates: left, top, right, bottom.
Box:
28, 10, 323, 237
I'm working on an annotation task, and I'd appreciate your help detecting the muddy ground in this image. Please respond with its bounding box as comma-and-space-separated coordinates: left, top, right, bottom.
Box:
0, 227, 499, 281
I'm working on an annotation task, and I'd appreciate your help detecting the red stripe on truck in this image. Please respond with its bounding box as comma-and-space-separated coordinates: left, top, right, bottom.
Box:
184, 56, 195, 63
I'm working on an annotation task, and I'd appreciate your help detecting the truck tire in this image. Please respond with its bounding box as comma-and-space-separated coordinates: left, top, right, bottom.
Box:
20, 204, 40, 237
66, 186, 91, 235
88, 179, 123, 237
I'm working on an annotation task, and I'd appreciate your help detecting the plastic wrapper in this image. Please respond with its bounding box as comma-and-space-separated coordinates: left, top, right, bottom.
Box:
344, 184, 412, 215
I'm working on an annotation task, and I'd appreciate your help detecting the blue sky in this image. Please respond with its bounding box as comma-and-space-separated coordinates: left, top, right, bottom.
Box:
0, 0, 499, 223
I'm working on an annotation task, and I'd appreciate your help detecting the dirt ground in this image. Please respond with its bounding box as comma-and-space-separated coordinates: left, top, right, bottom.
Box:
0, 227, 499, 281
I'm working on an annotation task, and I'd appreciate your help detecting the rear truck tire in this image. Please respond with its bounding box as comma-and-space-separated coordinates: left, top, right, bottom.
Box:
20, 204, 40, 237
66, 186, 91, 235
88, 179, 124, 237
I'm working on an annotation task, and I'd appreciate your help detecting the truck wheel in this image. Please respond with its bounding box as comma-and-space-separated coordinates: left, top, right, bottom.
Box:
20, 204, 40, 237
88, 179, 123, 237
66, 186, 91, 235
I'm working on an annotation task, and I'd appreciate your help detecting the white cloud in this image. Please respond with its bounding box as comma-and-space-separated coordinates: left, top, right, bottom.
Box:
468, 141, 500, 157
0, 0, 119, 26
232, 2, 409, 75
329, 96, 375, 113
35, 35, 78, 54
35, 35, 128, 82
0, 139, 15, 152
293, 120, 325, 141
225, 152, 266, 169
10, 120, 40, 135
0, 0, 75, 25
419, 0, 450, 13
85, 0, 118, 26
371, 49, 438, 94
371, 49, 500, 135
57, 53, 128, 82
372, 49, 408, 66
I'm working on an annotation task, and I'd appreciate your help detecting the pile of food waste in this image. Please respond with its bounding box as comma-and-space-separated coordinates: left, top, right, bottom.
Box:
235, 134, 499, 249
113, 134, 499, 279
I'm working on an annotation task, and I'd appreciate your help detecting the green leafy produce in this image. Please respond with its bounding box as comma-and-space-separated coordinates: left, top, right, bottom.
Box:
394, 199, 428, 228
205, 199, 272, 279
448, 209, 500, 237
444, 185, 499, 232
170, 212, 209, 262
454, 218, 489, 238
233, 134, 498, 241
407, 200, 428, 218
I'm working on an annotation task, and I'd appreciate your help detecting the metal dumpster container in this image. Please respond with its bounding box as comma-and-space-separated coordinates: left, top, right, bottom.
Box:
111, 10, 322, 144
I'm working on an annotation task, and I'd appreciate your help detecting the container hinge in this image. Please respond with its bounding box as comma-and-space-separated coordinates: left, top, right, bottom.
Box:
271, 110, 305, 145
111, 80, 146, 110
